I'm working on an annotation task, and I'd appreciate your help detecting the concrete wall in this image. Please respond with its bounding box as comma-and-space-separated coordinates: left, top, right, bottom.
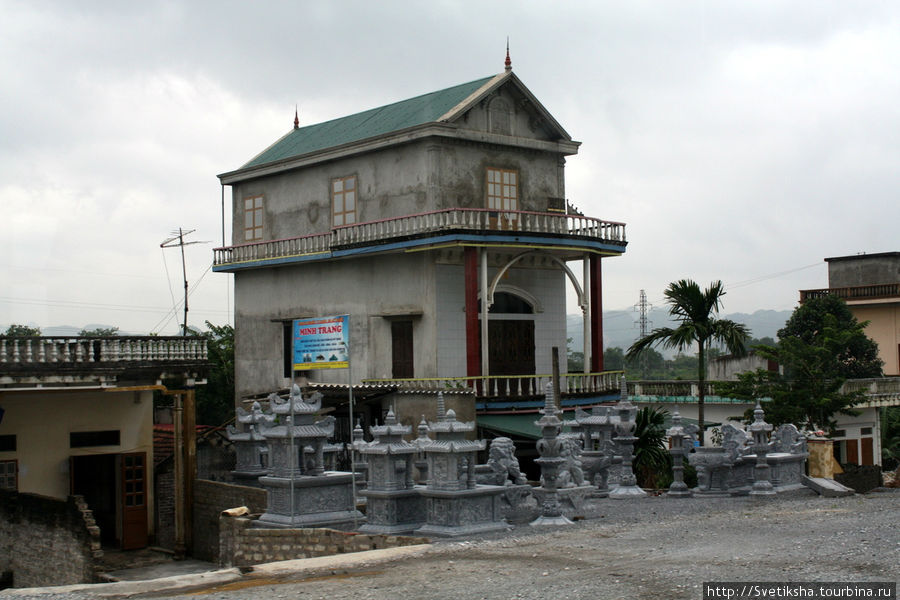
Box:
230, 135, 564, 244
827, 253, 900, 288
218, 515, 425, 568
0, 389, 155, 536
0, 491, 101, 588
233, 252, 437, 397
709, 354, 778, 381
435, 260, 568, 377
848, 303, 900, 376
192, 479, 267, 562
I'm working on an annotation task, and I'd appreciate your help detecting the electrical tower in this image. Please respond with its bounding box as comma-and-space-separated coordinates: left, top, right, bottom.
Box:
633, 289, 653, 377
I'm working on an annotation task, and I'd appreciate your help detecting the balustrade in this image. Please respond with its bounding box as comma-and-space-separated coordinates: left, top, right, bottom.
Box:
214, 208, 627, 266
0, 336, 208, 366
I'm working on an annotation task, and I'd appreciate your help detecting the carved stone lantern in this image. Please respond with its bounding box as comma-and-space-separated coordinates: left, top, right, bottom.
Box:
748, 401, 776, 497
609, 377, 647, 498
357, 407, 423, 533
665, 406, 692, 498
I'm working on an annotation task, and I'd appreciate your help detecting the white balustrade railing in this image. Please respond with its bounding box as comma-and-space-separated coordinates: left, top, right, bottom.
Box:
361, 370, 625, 400
0, 336, 208, 366
214, 208, 627, 266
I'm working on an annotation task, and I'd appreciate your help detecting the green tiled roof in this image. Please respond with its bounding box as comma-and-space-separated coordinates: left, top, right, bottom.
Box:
243, 75, 497, 169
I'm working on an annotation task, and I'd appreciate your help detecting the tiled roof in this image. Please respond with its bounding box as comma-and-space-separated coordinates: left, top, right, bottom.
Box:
242, 75, 496, 169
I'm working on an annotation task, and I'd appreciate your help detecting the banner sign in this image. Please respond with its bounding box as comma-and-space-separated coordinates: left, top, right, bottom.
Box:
292, 315, 349, 370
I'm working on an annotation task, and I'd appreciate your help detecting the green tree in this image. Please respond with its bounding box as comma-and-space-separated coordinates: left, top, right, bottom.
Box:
777, 295, 882, 379
194, 321, 235, 426
881, 407, 900, 470
626, 280, 750, 443
566, 337, 583, 372
4, 324, 41, 337
624, 346, 666, 379
79, 327, 120, 337
633, 406, 671, 488
603, 347, 625, 371
721, 296, 882, 431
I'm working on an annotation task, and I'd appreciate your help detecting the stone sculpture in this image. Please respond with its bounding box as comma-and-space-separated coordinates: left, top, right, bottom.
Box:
416, 392, 506, 537
531, 383, 574, 526
608, 377, 647, 499
748, 401, 776, 497
665, 406, 693, 498
227, 399, 275, 485
255, 384, 363, 529
357, 407, 423, 534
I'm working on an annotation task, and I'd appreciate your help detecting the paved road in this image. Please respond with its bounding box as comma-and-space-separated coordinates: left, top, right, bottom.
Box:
6, 489, 897, 600
163, 489, 898, 600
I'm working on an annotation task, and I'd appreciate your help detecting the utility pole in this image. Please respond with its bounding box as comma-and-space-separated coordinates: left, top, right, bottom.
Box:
160, 228, 208, 336
633, 290, 652, 377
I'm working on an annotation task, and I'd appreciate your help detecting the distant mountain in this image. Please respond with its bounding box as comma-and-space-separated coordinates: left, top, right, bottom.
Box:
568, 309, 792, 357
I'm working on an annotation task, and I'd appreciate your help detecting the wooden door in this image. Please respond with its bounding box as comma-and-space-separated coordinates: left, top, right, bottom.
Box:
121, 452, 148, 550
488, 320, 535, 376
391, 320, 414, 379
860, 437, 874, 466
845, 439, 859, 465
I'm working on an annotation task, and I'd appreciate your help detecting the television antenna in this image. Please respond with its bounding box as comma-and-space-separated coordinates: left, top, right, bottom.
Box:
160, 228, 210, 336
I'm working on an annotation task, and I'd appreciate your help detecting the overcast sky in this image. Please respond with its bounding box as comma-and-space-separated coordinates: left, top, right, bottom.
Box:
2, 1, 898, 338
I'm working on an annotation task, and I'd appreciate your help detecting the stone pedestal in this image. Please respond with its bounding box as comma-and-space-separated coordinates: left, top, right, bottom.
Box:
531, 485, 594, 516
416, 486, 507, 537
359, 488, 425, 535
689, 447, 732, 497
256, 471, 364, 529
357, 408, 423, 534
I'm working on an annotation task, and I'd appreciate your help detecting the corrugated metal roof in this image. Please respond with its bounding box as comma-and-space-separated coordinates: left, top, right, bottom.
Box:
243, 75, 496, 169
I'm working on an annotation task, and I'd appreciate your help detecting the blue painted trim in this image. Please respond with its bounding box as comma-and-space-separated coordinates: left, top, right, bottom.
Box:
214, 232, 626, 272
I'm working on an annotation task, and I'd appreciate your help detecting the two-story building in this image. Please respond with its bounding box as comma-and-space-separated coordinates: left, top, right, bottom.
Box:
800, 252, 900, 377
214, 58, 627, 432
0, 335, 207, 551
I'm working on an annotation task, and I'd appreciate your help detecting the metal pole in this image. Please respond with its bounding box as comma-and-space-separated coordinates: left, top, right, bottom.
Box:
480, 249, 489, 384
348, 339, 358, 528
289, 390, 295, 525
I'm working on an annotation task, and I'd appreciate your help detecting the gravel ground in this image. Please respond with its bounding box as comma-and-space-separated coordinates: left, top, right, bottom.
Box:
8, 488, 899, 600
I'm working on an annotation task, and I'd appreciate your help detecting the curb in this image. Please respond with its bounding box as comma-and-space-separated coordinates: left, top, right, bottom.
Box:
1, 544, 433, 597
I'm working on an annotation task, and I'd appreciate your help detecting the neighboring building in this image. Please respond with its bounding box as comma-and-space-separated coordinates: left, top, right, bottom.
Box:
214, 57, 627, 428
800, 251, 900, 376
0, 335, 207, 549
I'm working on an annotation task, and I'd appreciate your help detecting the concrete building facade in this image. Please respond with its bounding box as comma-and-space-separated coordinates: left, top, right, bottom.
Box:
801, 252, 900, 376
214, 62, 627, 426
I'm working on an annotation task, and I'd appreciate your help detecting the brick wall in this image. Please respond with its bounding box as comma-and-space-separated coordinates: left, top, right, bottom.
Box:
218, 515, 426, 568
0, 490, 102, 588
155, 467, 175, 550
192, 479, 267, 562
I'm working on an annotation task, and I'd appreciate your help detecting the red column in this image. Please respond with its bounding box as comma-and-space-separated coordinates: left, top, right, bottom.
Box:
590, 255, 603, 372
464, 247, 480, 376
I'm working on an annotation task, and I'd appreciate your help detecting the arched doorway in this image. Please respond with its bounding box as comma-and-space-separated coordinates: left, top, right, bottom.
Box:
484, 291, 535, 376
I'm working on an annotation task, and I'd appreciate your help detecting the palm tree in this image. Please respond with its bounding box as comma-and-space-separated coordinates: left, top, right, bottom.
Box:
626, 280, 750, 444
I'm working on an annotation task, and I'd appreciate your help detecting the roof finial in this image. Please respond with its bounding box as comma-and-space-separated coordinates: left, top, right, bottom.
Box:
293, 105, 299, 129
504, 37, 512, 72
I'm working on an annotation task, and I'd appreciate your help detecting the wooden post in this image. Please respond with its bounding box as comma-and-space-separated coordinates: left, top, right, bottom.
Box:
183, 388, 196, 555
173, 393, 185, 560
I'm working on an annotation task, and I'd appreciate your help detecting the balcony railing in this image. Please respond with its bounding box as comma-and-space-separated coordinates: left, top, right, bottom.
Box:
214, 208, 627, 267
362, 371, 624, 401
800, 283, 900, 303
0, 336, 208, 368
